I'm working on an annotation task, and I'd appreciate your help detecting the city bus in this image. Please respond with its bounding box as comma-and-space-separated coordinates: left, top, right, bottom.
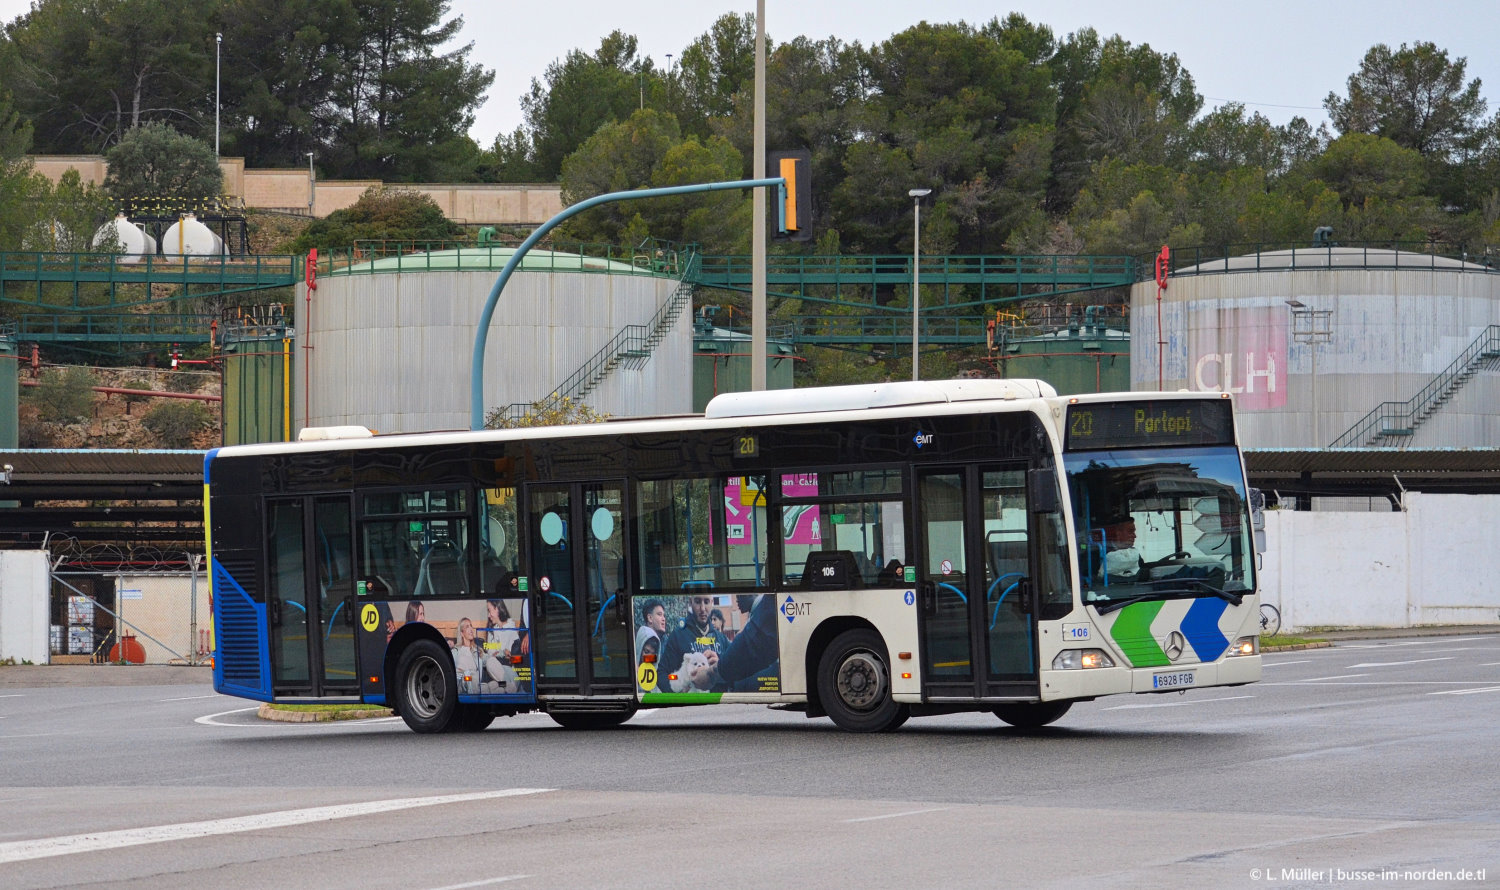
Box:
206, 379, 1262, 733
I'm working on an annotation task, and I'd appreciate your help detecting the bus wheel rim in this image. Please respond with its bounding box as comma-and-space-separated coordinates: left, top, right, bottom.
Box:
836, 652, 885, 711
406, 654, 444, 719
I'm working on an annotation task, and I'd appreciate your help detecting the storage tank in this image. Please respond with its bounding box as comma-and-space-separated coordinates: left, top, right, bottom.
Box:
91, 214, 157, 263
692, 318, 796, 411
993, 315, 1129, 395
162, 213, 225, 257
1131, 246, 1500, 449
302, 246, 693, 433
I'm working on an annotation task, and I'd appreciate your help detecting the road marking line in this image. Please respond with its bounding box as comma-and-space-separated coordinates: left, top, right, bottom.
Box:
0, 789, 553, 865
426, 876, 533, 890
159, 694, 221, 702
1429, 686, 1500, 696
1299, 674, 1369, 682
1481, 662, 1500, 667
0, 694, 24, 698
844, 807, 950, 823
631, 708, 660, 720
1104, 695, 1254, 711
1262, 660, 1312, 668
1347, 657, 1454, 668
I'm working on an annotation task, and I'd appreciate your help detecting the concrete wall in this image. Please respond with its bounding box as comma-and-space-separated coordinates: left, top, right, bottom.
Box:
1260, 493, 1500, 630
0, 551, 50, 664
1131, 269, 1500, 448
27, 155, 563, 224
301, 270, 690, 432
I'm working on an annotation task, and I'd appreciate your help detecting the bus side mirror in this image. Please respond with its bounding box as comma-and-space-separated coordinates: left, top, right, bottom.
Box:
1028, 469, 1059, 514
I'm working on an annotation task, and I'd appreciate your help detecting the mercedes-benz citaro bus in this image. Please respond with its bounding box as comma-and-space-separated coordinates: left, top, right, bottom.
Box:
206, 379, 1261, 733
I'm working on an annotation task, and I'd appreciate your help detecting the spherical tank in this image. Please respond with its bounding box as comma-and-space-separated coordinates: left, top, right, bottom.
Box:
162, 213, 225, 257
92, 214, 157, 264
1131, 247, 1500, 449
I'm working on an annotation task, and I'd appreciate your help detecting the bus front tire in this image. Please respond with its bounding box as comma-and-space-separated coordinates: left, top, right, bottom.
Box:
993, 701, 1072, 728
394, 639, 458, 733
817, 628, 909, 733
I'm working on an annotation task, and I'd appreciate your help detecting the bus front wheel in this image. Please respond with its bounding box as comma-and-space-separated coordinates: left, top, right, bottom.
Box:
394, 639, 458, 733
817, 628, 909, 733
993, 701, 1072, 729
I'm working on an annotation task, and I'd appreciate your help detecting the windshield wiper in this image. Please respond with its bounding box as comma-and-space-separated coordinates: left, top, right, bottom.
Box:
1090, 579, 1243, 615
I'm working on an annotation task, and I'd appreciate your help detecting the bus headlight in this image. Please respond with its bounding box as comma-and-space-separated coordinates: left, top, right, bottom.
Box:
1227, 636, 1257, 656
1052, 649, 1116, 670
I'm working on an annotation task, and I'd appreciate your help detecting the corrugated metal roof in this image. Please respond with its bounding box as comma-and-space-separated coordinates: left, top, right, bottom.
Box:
0, 449, 204, 482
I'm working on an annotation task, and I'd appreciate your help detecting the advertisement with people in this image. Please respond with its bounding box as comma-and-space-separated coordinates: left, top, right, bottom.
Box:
632, 592, 780, 696
356, 597, 531, 697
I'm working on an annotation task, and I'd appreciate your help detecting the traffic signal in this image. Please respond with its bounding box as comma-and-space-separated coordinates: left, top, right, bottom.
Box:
768, 149, 812, 241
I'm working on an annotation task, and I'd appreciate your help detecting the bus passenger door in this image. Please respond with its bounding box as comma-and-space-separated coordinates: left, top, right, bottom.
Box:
916, 465, 1038, 700
266, 496, 359, 697
528, 481, 632, 696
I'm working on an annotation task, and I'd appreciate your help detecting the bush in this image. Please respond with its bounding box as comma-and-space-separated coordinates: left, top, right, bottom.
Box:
24, 367, 95, 424
142, 400, 213, 447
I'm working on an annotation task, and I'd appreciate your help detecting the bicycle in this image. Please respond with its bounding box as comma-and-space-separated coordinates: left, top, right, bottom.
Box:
1258, 602, 1281, 637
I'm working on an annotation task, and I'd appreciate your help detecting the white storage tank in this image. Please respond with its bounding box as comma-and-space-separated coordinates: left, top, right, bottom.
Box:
1132, 247, 1500, 449
300, 247, 694, 433
91, 214, 157, 263
161, 213, 225, 257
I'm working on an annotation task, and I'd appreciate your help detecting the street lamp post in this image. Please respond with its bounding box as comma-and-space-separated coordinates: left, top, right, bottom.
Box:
908, 188, 931, 380
1286, 299, 1332, 447
214, 32, 222, 157
306, 152, 315, 216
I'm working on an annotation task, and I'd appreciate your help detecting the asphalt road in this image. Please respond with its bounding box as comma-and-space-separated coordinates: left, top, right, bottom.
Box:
2, 633, 1498, 889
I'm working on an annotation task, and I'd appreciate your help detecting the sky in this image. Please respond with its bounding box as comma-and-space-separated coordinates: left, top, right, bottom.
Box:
5, 0, 1500, 145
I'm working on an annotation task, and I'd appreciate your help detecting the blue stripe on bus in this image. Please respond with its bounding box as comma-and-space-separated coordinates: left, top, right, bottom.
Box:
1181, 597, 1230, 662
212, 557, 272, 701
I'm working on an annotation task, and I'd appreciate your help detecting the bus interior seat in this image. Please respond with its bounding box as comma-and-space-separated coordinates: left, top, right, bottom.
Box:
987, 537, 1028, 582
801, 550, 863, 590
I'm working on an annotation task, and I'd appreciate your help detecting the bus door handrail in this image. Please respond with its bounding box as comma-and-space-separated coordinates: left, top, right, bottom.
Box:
937, 581, 966, 603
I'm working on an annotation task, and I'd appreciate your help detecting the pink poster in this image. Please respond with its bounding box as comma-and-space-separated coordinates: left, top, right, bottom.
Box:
780, 474, 821, 545
1189, 306, 1287, 410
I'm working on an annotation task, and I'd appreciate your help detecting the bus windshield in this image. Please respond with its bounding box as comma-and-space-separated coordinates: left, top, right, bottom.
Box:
1064, 445, 1253, 612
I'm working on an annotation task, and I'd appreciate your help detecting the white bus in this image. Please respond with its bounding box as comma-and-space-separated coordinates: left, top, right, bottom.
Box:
207, 379, 1261, 733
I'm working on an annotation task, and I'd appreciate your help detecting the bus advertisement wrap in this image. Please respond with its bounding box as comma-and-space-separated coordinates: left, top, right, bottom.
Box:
634, 593, 781, 697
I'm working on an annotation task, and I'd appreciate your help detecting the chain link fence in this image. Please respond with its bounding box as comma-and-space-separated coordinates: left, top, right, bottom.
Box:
49, 558, 209, 665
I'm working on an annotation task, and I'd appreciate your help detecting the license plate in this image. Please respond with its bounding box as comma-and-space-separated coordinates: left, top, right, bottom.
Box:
1152, 671, 1195, 689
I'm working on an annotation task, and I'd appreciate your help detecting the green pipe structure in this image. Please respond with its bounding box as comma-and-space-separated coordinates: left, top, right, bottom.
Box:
469, 177, 784, 430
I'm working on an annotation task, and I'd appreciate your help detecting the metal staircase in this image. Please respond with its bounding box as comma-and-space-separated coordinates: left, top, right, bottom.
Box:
493, 251, 702, 426
1329, 325, 1500, 448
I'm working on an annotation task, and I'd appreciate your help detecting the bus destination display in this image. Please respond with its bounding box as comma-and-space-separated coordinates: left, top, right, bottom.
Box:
1064, 399, 1233, 450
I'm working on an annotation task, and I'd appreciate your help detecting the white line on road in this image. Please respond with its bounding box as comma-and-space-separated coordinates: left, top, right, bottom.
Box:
0, 789, 554, 865
1428, 686, 1500, 696
1299, 674, 1370, 682
1347, 657, 1454, 668
159, 694, 221, 702
426, 875, 533, 890
1482, 662, 1500, 667
1262, 660, 1312, 668
844, 807, 951, 823
1103, 695, 1254, 711
0, 694, 25, 698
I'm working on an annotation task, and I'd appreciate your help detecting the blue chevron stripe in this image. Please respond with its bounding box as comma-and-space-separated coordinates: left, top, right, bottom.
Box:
1181, 597, 1230, 662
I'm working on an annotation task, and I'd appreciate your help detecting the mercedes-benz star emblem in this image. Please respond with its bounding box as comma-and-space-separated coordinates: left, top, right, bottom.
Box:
1164, 630, 1186, 662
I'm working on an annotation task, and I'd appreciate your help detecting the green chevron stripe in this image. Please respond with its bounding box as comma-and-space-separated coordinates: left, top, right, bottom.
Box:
640, 692, 722, 705
1110, 600, 1169, 667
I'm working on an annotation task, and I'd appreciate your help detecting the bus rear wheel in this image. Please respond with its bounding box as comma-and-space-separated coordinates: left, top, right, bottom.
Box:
549, 708, 636, 730
394, 639, 458, 733
993, 701, 1072, 729
817, 628, 909, 733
